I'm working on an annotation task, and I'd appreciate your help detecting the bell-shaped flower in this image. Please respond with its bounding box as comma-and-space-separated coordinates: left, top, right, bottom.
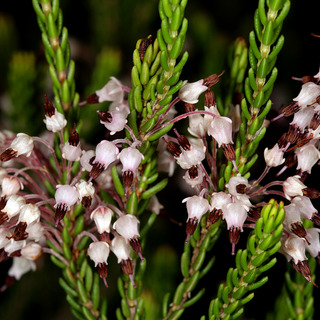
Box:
146, 195, 164, 215
26, 222, 44, 242
98, 109, 127, 135
290, 107, 314, 131
95, 77, 125, 103
80, 150, 95, 172
1, 176, 23, 198
111, 236, 135, 287
62, 126, 82, 162
76, 180, 95, 209
113, 214, 143, 261
0, 133, 34, 162
0, 195, 26, 225
54, 185, 79, 225
283, 175, 307, 200
0, 227, 12, 249
21, 242, 42, 260
111, 236, 131, 263
182, 195, 210, 242
90, 141, 119, 179
264, 143, 285, 167
87, 241, 110, 285
293, 82, 320, 108
183, 165, 204, 188
88, 241, 110, 267
222, 202, 248, 255
295, 143, 320, 174
178, 80, 207, 104
118, 147, 144, 190
281, 234, 307, 264
109, 101, 130, 117
176, 138, 206, 170
4, 239, 27, 255
43, 94, 67, 132
8, 257, 36, 280
284, 203, 309, 242
306, 228, 320, 260
91, 206, 113, 234
292, 196, 318, 222
210, 192, 232, 211
226, 175, 250, 197
207, 116, 233, 147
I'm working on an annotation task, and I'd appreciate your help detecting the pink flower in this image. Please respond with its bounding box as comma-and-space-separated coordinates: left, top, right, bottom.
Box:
91, 206, 113, 234
264, 143, 285, 167
95, 77, 125, 103
293, 82, 320, 108
207, 116, 233, 147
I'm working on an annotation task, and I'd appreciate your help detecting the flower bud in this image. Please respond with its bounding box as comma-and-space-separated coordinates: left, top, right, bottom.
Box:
76, 180, 95, 209
1, 176, 23, 197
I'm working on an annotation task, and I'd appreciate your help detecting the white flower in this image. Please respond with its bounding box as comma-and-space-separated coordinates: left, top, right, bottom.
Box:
54, 185, 79, 211
109, 101, 130, 117
178, 80, 207, 104
87, 241, 110, 266
182, 195, 210, 221
62, 141, 82, 162
1, 176, 23, 197
264, 143, 285, 167
207, 116, 233, 147
91, 206, 113, 234
222, 202, 248, 231
281, 235, 307, 264
111, 236, 131, 263
96, 77, 125, 103
292, 196, 317, 220
18, 204, 41, 225
99, 109, 127, 135
183, 166, 204, 188
80, 150, 95, 172
283, 203, 302, 230
226, 175, 250, 197
283, 176, 306, 200
113, 214, 140, 240
210, 192, 232, 211
146, 196, 164, 215
306, 228, 320, 258
295, 143, 320, 174
92, 141, 119, 172
290, 107, 314, 131
0, 168, 6, 183
0, 227, 11, 248
8, 257, 36, 280
21, 242, 42, 260
0, 133, 34, 161
118, 147, 144, 174
76, 180, 95, 208
4, 239, 27, 254
1, 195, 26, 222
293, 82, 320, 108
44, 110, 67, 132
26, 222, 44, 242
157, 150, 175, 177
176, 139, 206, 170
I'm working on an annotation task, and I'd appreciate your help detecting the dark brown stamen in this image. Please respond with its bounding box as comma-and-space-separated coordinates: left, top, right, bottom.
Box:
7, 222, 28, 241
284, 152, 297, 168
312, 212, 320, 226
208, 208, 222, 225
121, 259, 134, 276
186, 217, 198, 238
68, 124, 79, 146
236, 184, 247, 194
162, 138, 182, 157
129, 237, 143, 261
281, 101, 301, 117
85, 92, 99, 104
0, 148, 18, 162
81, 196, 92, 209
302, 187, 320, 199
0, 196, 7, 211
310, 112, 320, 130
174, 129, 191, 151
44, 94, 55, 117
222, 143, 236, 161
205, 90, 215, 107
278, 133, 289, 149
188, 166, 198, 179
90, 162, 105, 179
139, 36, 153, 61
248, 207, 261, 221
99, 232, 111, 245
291, 222, 310, 244
287, 125, 299, 144
123, 170, 134, 190
97, 262, 108, 278
203, 71, 225, 88
0, 211, 8, 225
184, 103, 196, 112
55, 203, 68, 226
97, 111, 112, 123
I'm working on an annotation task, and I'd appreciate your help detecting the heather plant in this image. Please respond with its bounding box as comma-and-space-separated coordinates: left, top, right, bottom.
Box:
0, 0, 320, 319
